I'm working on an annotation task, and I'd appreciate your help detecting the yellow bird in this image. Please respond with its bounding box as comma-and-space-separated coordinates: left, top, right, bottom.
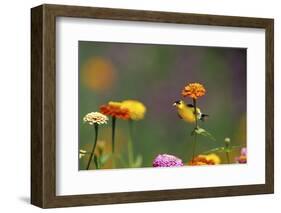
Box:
173, 100, 208, 123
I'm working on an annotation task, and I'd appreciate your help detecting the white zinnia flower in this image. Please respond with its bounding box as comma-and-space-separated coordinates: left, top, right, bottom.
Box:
83, 112, 108, 125
79, 149, 87, 159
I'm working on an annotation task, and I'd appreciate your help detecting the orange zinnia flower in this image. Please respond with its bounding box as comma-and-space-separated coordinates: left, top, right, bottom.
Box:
182, 83, 206, 99
188, 154, 220, 166
100, 102, 130, 120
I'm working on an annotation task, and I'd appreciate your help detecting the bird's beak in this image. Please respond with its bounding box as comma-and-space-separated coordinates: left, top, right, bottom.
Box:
173, 103, 177, 106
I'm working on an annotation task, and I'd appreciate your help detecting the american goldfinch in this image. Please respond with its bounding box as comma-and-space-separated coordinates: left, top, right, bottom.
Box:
173, 100, 208, 123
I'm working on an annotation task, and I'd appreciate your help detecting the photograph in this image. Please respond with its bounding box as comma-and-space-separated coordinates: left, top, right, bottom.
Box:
78, 41, 247, 170
29, 4, 274, 208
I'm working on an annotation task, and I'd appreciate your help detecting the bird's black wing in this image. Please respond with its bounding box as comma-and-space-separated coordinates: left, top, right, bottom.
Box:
200, 114, 209, 121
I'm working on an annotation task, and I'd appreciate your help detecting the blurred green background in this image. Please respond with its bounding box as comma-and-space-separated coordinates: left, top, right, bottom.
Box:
78, 41, 246, 170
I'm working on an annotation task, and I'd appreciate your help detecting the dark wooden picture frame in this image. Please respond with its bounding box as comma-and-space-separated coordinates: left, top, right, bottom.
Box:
31, 4, 274, 208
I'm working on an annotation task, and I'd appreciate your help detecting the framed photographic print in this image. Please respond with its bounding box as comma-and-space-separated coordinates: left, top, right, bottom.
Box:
31, 4, 274, 208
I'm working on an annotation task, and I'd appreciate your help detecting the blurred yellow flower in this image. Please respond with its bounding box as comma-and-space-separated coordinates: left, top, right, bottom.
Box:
120, 100, 146, 121
104, 100, 146, 120
81, 57, 116, 92
182, 82, 206, 99
188, 153, 220, 166
205, 153, 221, 164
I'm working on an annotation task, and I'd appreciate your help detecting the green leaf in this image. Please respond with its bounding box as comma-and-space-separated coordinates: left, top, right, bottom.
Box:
203, 147, 225, 154
224, 145, 242, 152
194, 127, 204, 134
230, 145, 243, 150
204, 145, 243, 155
194, 127, 216, 141
133, 155, 143, 167
99, 154, 111, 166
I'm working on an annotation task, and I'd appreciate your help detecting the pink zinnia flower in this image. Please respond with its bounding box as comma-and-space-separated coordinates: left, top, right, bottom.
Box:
153, 154, 184, 167
235, 147, 247, 164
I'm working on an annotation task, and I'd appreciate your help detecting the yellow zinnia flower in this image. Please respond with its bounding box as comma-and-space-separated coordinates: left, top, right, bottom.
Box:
188, 153, 221, 166
205, 153, 221, 164
120, 100, 146, 121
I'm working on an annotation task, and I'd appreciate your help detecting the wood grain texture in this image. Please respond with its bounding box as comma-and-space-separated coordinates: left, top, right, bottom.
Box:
31, 5, 43, 207
31, 4, 274, 208
265, 20, 274, 193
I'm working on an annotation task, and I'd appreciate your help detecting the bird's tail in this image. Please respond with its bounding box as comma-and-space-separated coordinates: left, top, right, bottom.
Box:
200, 114, 209, 121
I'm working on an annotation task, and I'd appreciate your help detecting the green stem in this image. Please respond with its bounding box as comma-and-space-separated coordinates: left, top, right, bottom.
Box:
86, 124, 98, 170
224, 138, 231, 164
128, 119, 134, 167
111, 116, 116, 168
94, 156, 100, 169
191, 98, 198, 162
193, 98, 198, 128
192, 134, 197, 161
226, 152, 230, 164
